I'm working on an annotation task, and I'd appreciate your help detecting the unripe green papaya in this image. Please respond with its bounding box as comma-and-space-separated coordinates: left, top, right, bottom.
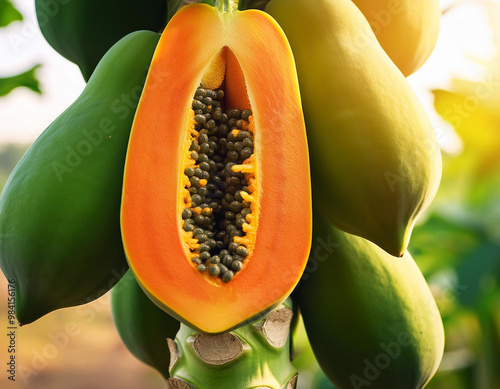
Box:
168, 299, 297, 389
266, 0, 442, 257
0, 31, 160, 325
35, 0, 168, 80
111, 270, 180, 379
294, 212, 444, 389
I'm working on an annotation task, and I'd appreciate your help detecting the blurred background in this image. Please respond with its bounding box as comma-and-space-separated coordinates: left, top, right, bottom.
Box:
0, 0, 499, 388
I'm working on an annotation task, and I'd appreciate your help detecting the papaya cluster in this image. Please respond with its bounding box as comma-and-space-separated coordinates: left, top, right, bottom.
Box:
0, 1, 444, 389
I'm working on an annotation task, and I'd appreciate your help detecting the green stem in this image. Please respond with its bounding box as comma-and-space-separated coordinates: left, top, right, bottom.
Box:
215, 0, 239, 13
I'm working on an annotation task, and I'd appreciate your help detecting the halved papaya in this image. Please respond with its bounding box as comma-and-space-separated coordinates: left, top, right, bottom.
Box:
121, 4, 311, 334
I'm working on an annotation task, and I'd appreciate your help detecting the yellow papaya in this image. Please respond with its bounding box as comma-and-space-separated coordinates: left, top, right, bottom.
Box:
121, 3, 311, 334
295, 212, 444, 389
351, 0, 441, 76
266, 0, 442, 257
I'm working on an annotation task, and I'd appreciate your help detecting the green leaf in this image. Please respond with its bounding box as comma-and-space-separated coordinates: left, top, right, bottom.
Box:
477, 291, 500, 388
410, 213, 481, 276
0, 65, 42, 97
456, 240, 500, 307
0, 0, 23, 27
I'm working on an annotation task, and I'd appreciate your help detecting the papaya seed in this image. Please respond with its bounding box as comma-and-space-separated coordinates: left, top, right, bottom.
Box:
192, 257, 202, 265
197, 264, 206, 273
231, 260, 243, 271
199, 143, 210, 154
218, 263, 228, 275
222, 270, 234, 283
195, 114, 206, 124
236, 246, 248, 257
183, 222, 194, 232
241, 109, 252, 120
208, 264, 220, 276
182, 209, 192, 220
208, 255, 220, 265
192, 100, 205, 110
199, 244, 211, 253
196, 234, 208, 243
222, 255, 233, 267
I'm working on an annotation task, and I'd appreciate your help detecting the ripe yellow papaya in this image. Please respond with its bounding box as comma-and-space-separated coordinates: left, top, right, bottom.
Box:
351, 0, 441, 76
294, 212, 444, 389
0, 31, 159, 324
266, 0, 442, 257
121, 4, 311, 334
111, 270, 180, 379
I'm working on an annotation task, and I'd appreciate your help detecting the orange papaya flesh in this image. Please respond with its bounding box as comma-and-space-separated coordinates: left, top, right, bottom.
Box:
121, 4, 312, 334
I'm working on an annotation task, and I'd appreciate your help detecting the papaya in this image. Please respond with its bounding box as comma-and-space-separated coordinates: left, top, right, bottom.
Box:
167, 299, 297, 389
351, 0, 441, 76
121, 3, 312, 334
0, 31, 160, 325
35, 0, 168, 81
294, 212, 444, 389
266, 0, 442, 257
111, 270, 180, 379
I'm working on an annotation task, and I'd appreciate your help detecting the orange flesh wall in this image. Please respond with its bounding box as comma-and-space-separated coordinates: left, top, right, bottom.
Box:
121, 4, 312, 334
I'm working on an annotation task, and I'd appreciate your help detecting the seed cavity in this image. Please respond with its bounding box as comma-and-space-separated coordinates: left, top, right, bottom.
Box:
181, 84, 257, 283
192, 332, 245, 366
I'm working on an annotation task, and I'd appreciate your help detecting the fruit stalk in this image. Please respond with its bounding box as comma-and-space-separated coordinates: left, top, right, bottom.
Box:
166, 299, 298, 389
215, 0, 239, 13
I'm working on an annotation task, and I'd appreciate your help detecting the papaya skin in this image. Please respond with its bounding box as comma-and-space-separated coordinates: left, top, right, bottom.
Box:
295, 212, 444, 389
35, 0, 168, 81
111, 270, 180, 379
121, 4, 311, 334
352, 0, 441, 76
0, 31, 160, 325
266, 0, 442, 257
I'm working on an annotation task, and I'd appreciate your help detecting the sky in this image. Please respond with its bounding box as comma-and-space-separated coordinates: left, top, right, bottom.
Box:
0, 0, 497, 148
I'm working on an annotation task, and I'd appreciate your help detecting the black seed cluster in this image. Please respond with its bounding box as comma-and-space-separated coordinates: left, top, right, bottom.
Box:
182, 85, 254, 283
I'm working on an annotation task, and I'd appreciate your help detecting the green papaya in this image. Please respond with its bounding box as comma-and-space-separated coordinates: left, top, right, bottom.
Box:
111, 270, 180, 379
266, 0, 442, 257
35, 0, 168, 80
168, 299, 297, 389
294, 212, 444, 389
0, 31, 160, 325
